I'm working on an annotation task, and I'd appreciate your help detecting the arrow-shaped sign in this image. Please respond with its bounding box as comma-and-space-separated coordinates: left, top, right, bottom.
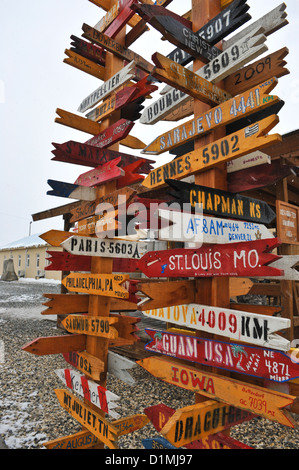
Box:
61, 315, 119, 339
263, 256, 299, 281
55, 368, 120, 419
142, 77, 279, 153
63, 48, 106, 80
140, 26, 267, 124
55, 389, 118, 449
77, 60, 136, 113
47, 180, 97, 201
142, 115, 280, 190
84, 118, 135, 148
138, 356, 296, 427
61, 235, 149, 259
107, 351, 137, 386
156, 208, 274, 244
74, 157, 124, 187
45, 250, 92, 272
142, 302, 290, 350
137, 238, 285, 280
62, 273, 129, 299
166, 178, 276, 224
70, 35, 106, 66
144, 328, 299, 383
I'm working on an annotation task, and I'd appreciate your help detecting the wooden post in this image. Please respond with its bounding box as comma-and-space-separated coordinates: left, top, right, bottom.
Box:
191, 0, 231, 412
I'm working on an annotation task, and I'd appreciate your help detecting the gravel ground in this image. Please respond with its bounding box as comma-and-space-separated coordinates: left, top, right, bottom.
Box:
0, 279, 299, 450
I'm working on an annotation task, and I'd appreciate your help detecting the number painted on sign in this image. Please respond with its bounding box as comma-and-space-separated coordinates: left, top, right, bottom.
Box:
234, 56, 272, 87
91, 319, 110, 334
199, 10, 231, 41
198, 308, 237, 334
202, 134, 240, 164
203, 44, 240, 80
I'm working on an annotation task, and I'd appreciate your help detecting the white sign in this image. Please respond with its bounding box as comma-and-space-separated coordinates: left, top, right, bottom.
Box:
227, 151, 271, 173
142, 304, 291, 351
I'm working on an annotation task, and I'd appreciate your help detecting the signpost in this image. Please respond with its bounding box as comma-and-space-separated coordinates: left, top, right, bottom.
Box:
61, 273, 129, 299
138, 356, 297, 426
144, 328, 299, 383
141, 115, 281, 190
166, 178, 276, 224
142, 302, 291, 350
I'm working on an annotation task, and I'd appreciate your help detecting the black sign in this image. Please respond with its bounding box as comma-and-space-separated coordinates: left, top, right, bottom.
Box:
165, 179, 276, 224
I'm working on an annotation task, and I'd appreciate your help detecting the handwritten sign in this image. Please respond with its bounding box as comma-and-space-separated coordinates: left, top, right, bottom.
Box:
62, 273, 129, 299
84, 118, 134, 148
61, 315, 119, 339
276, 200, 299, 245
166, 179, 276, 224
144, 328, 299, 383
55, 368, 120, 418
142, 302, 290, 350
70, 35, 106, 66
74, 158, 124, 187
138, 356, 296, 427
157, 208, 274, 243
55, 389, 118, 449
64, 49, 106, 80
141, 115, 281, 190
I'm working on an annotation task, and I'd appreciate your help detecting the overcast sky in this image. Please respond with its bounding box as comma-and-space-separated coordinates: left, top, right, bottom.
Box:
0, 0, 298, 247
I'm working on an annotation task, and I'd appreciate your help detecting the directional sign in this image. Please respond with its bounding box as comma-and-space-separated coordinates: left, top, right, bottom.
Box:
22, 334, 87, 356
85, 87, 137, 122
62, 273, 129, 299
142, 77, 280, 152
161, 399, 254, 447
142, 302, 290, 350
43, 430, 100, 450
64, 49, 106, 80
144, 328, 299, 383
74, 158, 124, 187
166, 0, 251, 65
263, 256, 299, 281
227, 160, 297, 193
138, 356, 296, 427
157, 208, 274, 244
113, 414, 149, 436
107, 351, 137, 385
61, 315, 119, 339
137, 279, 196, 310
224, 47, 289, 95
47, 180, 97, 201
133, 4, 222, 62
55, 108, 103, 135
141, 27, 267, 124
142, 436, 176, 450
55, 368, 120, 418
226, 151, 271, 173
45, 250, 92, 272
142, 115, 280, 190
152, 52, 231, 106
77, 60, 135, 113
61, 235, 149, 259
102, 0, 138, 38
82, 23, 154, 74
137, 238, 286, 281
276, 201, 299, 245
166, 179, 276, 224
55, 389, 118, 449
84, 118, 134, 148
62, 351, 103, 382
70, 35, 106, 66
144, 403, 253, 449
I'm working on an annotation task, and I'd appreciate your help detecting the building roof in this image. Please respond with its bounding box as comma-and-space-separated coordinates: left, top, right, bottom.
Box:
0, 234, 48, 251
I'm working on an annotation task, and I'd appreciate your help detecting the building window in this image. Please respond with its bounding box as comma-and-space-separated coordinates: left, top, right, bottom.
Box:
18, 255, 22, 268
36, 254, 40, 268
26, 253, 30, 267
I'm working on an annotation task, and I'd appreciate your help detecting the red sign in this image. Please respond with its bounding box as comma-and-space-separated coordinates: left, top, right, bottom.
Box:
84, 119, 134, 148
74, 157, 124, 187
137, 238, 283, 278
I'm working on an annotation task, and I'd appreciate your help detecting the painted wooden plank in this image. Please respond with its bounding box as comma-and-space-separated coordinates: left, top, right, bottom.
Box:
116, 160, 146, 188
104, 0, 138, 39
62, 273, 129, 299
107, 351, 137, 385
142, 78, 280, 151
43, 430, 100, 450
54, 389, 118, 449
85, 87, 137, 122
276, 200, 299, 245
45, 250, 92, 272
89, 0, 145, 29
166, 0, 251, 66
47, 180, 97, 201
224, 47, 289, 96
141, 27, 268, 124
41, 293, 138, 315
137, 238, 285, 280
132, 3, 192, 30
40, 229, 81, 247
61, 315, 119, 339
161, 400, 254, 447
229, 277, 253, 297
157, 208, 274, 244
63, 49, 106, 80
61, 350, 117, 383
227, 160, 296, 193
82, 23, 154, 74
144, 328, 299, 383
137, 279, 197, 310
93, 0, 124, 33
263, 256, 299, 281
227, 151, 271, 173
70, 35, 106, 66
84, 118, 134, 148
77, 61, 135, 113
165, 179, 276, 224
141, 115, 281, 190
144, 403, 253, 449
142, 436, 176, 450
62, 235, 149, 259
74, 158, 124, 187
55, 108, 103, 135
113, 414, 149, 436
55, 368, 120, 418
22, 334, 87, 356
152, 52, 231, 106
142, 302, 290, 350
138, 356, 296, 427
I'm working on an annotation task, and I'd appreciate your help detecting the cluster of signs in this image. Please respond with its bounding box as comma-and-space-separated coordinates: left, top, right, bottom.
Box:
22, 0, 299, 450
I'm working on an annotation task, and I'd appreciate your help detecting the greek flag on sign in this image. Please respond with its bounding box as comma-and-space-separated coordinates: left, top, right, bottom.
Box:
245, 123, 259, 138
